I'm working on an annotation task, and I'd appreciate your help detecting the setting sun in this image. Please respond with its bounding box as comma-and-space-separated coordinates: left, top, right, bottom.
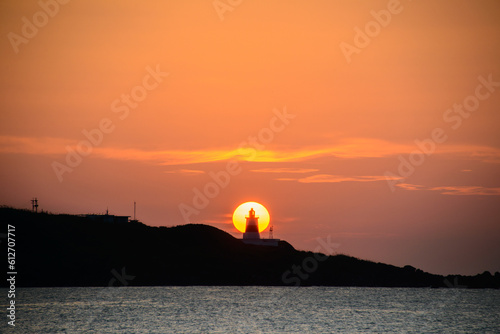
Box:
232, 202, 270, 233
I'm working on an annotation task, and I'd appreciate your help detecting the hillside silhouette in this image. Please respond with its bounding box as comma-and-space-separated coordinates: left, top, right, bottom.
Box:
1, 207, 498, 288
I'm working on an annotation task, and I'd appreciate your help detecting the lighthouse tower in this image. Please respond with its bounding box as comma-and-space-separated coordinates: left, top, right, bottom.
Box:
243, 208, 260, 240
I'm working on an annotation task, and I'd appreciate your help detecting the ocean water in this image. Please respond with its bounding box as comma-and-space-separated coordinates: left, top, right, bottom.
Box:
1, 286, 499, 333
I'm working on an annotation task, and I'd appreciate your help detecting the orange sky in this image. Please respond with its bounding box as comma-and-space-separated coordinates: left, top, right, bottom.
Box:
1, 0, 499, 275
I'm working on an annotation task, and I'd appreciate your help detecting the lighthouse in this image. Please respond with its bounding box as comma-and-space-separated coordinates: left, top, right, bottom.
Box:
243, 208, 260, 240
235, 204, 280, 246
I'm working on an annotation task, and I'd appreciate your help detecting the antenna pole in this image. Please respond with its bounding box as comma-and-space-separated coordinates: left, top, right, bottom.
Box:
134, 201, 136, 220
31, 198, 38, 213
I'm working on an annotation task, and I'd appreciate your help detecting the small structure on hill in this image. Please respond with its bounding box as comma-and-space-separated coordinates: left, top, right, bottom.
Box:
86, 209, 129, 224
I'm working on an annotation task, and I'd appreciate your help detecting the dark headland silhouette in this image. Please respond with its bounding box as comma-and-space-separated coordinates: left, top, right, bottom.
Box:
1, 207, 499, 288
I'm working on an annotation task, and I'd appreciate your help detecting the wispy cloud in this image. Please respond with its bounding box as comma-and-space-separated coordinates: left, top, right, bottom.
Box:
278, 174, 404, 184
2, 135, 500, 166
469, 151, 500, 164
432, 186, 500, 196
164, 169, 205, 175
397, 183, 500, 196
100, 147, 236, 165
396, 183, 428, 191
250, 168, 318, 174
0, 136, 69, 155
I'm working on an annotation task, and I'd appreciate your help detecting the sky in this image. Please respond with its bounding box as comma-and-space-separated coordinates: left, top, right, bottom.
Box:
1, 0, 499, 276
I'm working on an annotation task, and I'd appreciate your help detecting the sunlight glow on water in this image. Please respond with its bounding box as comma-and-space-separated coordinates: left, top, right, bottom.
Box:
1, 287, 499, 333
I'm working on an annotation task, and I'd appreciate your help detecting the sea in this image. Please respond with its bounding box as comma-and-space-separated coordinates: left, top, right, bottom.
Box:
1, 286, 499, 333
